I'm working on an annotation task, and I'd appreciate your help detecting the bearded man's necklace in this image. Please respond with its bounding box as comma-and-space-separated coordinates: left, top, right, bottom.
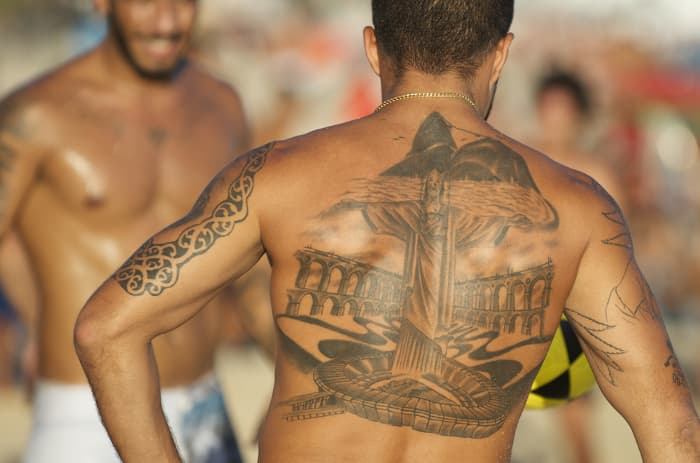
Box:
375, 92, 478, 113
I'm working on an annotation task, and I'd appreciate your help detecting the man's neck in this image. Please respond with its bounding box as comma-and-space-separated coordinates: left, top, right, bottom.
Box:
381, 71, 489, 120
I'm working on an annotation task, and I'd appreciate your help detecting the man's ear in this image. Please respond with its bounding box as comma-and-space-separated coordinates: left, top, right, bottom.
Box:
93, 0, 110, 15
489, 33, 514, 89
363, 26, 381, 77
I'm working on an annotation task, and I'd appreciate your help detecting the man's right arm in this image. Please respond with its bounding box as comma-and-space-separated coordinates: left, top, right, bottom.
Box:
564, 178, 700, 462
74, 144, 273, 462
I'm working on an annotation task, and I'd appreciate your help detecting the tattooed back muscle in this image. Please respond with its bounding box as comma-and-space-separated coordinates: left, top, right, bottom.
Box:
247, 108, 604, 462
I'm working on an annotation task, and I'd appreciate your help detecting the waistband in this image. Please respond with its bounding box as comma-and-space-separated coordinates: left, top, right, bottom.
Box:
32, 372, 221, 425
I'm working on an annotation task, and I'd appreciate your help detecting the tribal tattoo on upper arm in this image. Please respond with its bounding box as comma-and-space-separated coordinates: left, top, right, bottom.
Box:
114, 143, 273, 297
277, 113, 560, 439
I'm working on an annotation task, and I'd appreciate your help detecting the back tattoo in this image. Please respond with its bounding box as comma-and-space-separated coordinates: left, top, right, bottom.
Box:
277, 113, 559, 438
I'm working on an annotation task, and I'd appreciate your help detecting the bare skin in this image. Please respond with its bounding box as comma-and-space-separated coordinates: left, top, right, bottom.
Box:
75, 26, 700, 463
0, 40, 253, 386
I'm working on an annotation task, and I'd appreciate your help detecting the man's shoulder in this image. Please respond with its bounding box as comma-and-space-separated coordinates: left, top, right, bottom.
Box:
185, 64, 244, 111
496, 132, 622, 221
562, 168, 624, 220
262, 119, 359, 160
0, 54, 92, 134
182, 64, 247, 142
0, 80, 51, 139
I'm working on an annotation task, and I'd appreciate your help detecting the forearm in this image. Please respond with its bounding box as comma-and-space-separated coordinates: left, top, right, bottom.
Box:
655, 417, 700, 463
75, 330, 181, 462
632, 408, 700, 463
681, 419, 700, 460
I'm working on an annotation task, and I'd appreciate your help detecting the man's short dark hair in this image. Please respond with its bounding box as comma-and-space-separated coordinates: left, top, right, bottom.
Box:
536, 71, 592, 116
372, 0, 514, 78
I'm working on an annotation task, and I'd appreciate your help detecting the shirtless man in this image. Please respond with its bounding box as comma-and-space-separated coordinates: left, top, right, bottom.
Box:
75, 1, 700, 462
0, 0, 256, 461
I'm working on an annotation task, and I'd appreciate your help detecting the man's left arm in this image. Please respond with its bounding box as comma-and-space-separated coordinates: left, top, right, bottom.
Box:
564, 178, 700, 461
74, 144, 273, 462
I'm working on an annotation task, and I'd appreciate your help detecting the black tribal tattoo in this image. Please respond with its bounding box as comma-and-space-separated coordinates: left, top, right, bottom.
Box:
277, 113, 559, 439
114, 143, 272, 296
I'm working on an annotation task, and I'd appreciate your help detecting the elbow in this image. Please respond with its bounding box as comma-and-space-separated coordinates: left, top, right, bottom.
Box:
73, 295, 130, 364
679, 416, 700, 458
73, 304, 109, 364
74, 291, 153, 367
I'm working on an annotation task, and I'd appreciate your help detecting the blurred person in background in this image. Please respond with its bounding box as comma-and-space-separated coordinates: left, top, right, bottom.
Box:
528, 69, 628, 463
74, 1, 699, 462
0, 0, 274, 461
533, 70, 626, 209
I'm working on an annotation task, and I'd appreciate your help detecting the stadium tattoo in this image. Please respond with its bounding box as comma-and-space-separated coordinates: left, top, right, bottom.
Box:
114, 143, 273, 296
277, 113, 560, 438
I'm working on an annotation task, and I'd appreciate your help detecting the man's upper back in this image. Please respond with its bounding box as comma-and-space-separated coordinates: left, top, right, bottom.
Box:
238, 106, 616, 461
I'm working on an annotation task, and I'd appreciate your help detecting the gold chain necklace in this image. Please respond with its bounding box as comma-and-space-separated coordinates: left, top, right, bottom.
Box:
375, 91, 478, 113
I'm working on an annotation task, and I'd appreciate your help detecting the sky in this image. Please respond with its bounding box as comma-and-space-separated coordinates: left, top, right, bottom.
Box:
517, 0, 700, 42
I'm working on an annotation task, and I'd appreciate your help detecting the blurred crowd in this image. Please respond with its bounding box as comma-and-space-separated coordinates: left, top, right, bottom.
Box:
0, 1, 698, 462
